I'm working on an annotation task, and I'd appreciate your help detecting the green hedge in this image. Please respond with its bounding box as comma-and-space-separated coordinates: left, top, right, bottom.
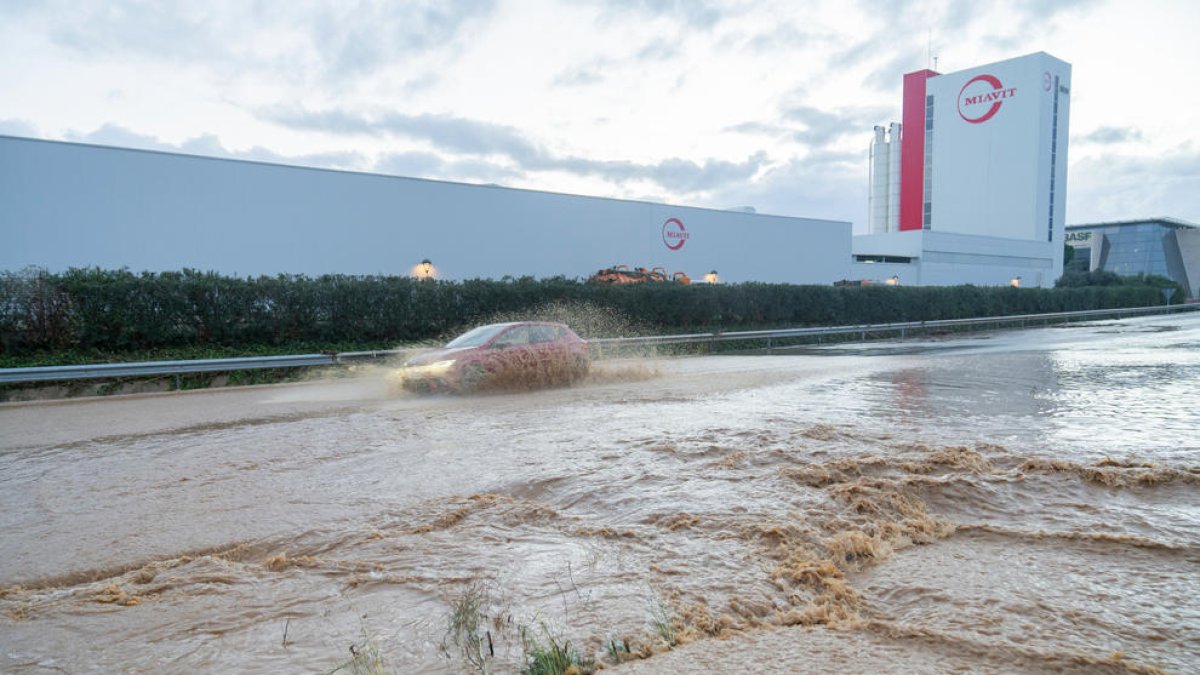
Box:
0, 267, 1169, 358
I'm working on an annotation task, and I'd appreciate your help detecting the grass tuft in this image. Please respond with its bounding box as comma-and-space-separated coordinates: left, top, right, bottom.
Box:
445, 582, 493, 672
327, 637, 388, 675
605, 636, 633, 664
649, 595, 677, 647
520, 622, 593, 675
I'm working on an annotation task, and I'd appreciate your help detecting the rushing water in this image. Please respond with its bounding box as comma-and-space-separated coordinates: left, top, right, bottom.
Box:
1, 313, 1197, 673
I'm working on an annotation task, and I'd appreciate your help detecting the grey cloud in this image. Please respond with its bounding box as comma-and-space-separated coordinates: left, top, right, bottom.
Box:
784, 105, 846, 140
635, 41, 680, 61
854, 0, 1095, 37
38, 1, 495, 82
553, 39, 678, 89
0, 2, 39, 18
311, 0, 496, 79
834, 40, 878, 70
783, 104, 893, 147
739, 23, 820, 54
0, 119, 40, 138
373, 150, 447, 178
1009, 0, 1100, 28
852, 0, 1099, 88
1069, 147, 1200, 224
723, 103, 891, 156
705, 154, 864, 223
597, 0, 726, 29
267, 108, 543, 162
1076, 127, 1144, 145
653, 153, 768, 192
66, 123, 178, 152
939, 1, 979, 33
64, 123, 364, 170
225, 145, 363, 170
863, 48, 927, 92
48, 2, 221, 61
443, 158, 523, 184
552, 152, 768, 193
266, 106, 766, 194
724, 121, 786, 136
806, 148, 865, 166
374, 151, 521, 186
554, 67, 606, 87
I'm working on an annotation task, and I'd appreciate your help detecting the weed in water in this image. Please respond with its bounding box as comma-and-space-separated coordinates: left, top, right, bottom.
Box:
445, 582, 493, 672
520, 622, 593, 675
648, 593, 677, 647
327, 637, 388, 675
604, 636, 633, 665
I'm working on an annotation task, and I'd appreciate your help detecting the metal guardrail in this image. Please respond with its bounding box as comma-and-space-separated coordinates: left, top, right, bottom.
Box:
1, 303, 1194, 385
589, 303, 1198, 348
0, 349, 405, 385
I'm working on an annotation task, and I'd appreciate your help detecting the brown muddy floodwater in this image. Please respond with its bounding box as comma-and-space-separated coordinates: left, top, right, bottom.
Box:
1, 314, 1198, 673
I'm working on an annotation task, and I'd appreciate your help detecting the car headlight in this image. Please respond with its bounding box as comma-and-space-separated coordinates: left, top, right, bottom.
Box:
401, 359, 456, 376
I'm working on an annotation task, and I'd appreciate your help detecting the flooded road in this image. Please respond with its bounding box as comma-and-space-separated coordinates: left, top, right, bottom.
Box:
1, 313, 1198, 673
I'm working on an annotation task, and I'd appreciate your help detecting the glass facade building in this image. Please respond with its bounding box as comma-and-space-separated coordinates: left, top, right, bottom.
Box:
1065, 218, 1200, 299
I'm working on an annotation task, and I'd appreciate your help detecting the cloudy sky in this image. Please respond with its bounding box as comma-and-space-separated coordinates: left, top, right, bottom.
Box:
2, 0, 1197, 231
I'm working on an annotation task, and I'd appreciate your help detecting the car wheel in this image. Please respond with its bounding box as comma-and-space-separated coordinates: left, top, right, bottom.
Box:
570, 356, 590, 383
460, 363, 486, 392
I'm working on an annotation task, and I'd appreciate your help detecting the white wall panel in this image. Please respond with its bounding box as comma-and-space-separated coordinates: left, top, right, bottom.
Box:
1, 137, 851, 284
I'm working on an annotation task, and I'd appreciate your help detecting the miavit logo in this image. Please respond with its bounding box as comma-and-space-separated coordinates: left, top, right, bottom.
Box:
957, 74, 1017, 124
662, 217, 689, 250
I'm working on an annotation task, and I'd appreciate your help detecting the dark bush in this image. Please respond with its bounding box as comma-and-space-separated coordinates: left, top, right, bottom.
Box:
0, 267, 1171, 358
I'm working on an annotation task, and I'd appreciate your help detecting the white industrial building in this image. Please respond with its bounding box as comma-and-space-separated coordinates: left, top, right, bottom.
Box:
2, 52, 1075, 288
854, 51, 1072, 287
0, 135, 849, 284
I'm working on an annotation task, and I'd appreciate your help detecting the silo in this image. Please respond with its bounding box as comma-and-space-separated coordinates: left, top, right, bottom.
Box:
868, 126, 889, 234
886, 122, 902, 232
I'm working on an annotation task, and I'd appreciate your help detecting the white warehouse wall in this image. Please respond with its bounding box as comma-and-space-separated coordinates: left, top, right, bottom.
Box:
0, 136, 852, 284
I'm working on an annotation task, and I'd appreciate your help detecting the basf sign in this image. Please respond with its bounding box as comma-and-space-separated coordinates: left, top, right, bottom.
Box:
928, 52, 1071, 244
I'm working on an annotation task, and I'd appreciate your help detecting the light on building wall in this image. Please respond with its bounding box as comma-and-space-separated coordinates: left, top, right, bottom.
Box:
885, 275, 899, 286
1011, 276, 1022, 287
703, 270, 720, 284
412, 258, 437, 280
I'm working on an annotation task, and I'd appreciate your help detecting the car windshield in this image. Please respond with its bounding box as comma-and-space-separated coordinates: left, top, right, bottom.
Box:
444, 324, 511, 349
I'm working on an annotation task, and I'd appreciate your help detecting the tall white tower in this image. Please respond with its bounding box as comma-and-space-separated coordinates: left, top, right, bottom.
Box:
868, 126, 889, 234
886, 122, 902, 232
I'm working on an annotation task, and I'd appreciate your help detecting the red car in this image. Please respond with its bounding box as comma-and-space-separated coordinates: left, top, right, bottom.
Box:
395, 321, 590, 393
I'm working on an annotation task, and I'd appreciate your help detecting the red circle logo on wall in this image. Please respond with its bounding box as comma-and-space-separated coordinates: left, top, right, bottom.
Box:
662, 217, 689, 250
957, 74, 1016, 124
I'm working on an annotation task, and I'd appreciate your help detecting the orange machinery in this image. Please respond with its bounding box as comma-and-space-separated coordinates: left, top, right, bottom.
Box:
590, 265, 690, 284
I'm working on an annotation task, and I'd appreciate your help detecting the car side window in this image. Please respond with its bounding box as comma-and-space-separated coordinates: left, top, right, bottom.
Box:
530, 325, 557, 343
499, 326, 531, 346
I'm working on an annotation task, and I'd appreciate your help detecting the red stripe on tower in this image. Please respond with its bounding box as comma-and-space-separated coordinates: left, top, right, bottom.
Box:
899, 69, 938, 231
